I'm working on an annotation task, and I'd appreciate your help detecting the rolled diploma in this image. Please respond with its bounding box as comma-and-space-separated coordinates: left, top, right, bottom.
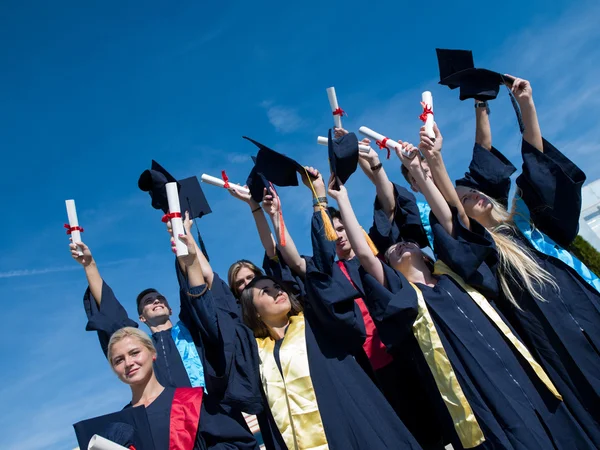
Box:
317, 136, 370, 153
165, 182, 188, 257
422, 91, 435, 139
88, 434, 128, 450
326, 87, 343, 129
358, 126, 411, 158
65, 199, 83, 256
201, 174, 250, 194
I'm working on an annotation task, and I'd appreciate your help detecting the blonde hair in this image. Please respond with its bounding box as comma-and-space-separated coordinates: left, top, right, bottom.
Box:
477, 192, 559, 308
227, 260, 263, 298
107, 327, 156, 366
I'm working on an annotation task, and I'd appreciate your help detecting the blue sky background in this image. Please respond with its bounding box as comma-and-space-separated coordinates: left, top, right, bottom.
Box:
2, 1, 600, 448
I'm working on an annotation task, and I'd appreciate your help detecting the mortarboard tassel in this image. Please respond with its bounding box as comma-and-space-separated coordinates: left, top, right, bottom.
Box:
269, 182, 287, 247
303, 168, 337, 241
362, 228, 379, 256
503, 81, 525, 134
193, 219, 210, 261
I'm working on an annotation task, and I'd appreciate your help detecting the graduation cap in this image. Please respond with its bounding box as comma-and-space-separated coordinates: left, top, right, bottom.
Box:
243, 136, 304, 188
73, 406, 156, 450
327, 129, 359, 188
436, 48, 524, 132
138, 160, 211, 260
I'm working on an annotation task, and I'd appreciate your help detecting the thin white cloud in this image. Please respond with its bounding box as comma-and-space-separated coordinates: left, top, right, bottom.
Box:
0, 257, 140, 279
227, 152, 251, 164
261, 101, 305, 134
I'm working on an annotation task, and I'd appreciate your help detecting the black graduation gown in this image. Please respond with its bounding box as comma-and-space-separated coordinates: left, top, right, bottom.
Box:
255, 256, 422, 449
368, 182, 430, 251
123, 387, 254, 450
262, 249, 306, 299
83, 277, 261, 450
359, 260, 596, 449
448, 140, 600, 442
310, 210, 443, 449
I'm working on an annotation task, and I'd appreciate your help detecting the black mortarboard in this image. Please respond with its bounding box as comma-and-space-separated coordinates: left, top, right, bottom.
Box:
243, 137, 304, 187
138, 160, 212, 259
73, 406, 156, 450
436, 48, 524, 132
246, 166, 278, 204
328, 129, 359, 187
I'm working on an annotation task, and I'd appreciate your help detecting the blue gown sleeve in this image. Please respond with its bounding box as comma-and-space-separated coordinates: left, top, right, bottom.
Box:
515, 138, 586, 248
262, 249, 306, 298
456, 144, 517, 208
430, 208, 500, 299
83, 281, 138, 356
310, 210, 337, 276
358, 262, 419, 349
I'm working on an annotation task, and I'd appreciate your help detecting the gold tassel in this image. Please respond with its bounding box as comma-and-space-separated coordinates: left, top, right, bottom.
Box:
321, 204, 338, 241
362, 228, 378, 256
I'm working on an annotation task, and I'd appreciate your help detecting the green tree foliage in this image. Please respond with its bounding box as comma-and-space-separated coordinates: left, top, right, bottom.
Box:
569, 235, 600, 277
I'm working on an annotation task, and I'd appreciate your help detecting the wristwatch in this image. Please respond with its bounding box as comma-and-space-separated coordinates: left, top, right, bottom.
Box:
475, 101, 490, 114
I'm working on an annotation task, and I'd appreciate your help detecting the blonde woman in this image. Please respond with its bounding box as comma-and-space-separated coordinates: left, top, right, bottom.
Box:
77, 326, 255, 449
418, 77, 600, 445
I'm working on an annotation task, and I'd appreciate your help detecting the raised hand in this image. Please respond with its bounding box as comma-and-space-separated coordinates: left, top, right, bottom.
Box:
397, 141, 421, 171
70, 239, 93, 267
506, 74, 533, 105
327, 173, 348, 202
228, 185, 256, 206
357, 138, 379, 165
419, 123, 443, 159
333, 127, 349, 139
301, 166, 326, 198
261, 187, 280, 217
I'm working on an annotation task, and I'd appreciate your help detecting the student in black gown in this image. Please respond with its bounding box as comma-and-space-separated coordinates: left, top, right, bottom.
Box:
105, 326, 243, 449
69, 215, 260, 449
328, 134, 597, 449
426, 76, 600, 444
238, 272, 422, 450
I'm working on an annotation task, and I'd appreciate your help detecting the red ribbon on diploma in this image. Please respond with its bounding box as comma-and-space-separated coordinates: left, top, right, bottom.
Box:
161, 212, 182, 223
332, 107, 346, 117
376, 138, 391, 159
419, 102, 433, 122
221, 170, 230, 189
64, 224, 84, 234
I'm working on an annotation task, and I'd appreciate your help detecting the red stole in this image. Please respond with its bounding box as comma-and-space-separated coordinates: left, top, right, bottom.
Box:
169, 387, 204, 450
337, 261, 393, 370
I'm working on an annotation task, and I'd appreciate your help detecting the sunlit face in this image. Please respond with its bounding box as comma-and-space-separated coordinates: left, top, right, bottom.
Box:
333, 217, 352, 255
110, 336, 155, 386
139, 295, 171, 324
408, 159, 432, 193
386, 241, 422, 271
251, 279, 291, 323
235, 266, 257, 294
456, 186, 493, 220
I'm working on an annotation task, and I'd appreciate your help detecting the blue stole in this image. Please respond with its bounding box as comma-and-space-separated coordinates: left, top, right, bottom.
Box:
513, 197, 600, 293
417, 200, 434, 249
171, 321, 206, 389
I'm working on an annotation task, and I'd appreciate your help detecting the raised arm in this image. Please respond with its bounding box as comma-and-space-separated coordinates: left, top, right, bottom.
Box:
475, 99, 492, 150
228, 185, 277, 258
418, 124, 471, 230
70, 240, 103, 305
328, 176, 385, 285
508, 75, 543, 152
397, 141, 457, 237
171, 212, 214, 288
263, 186, 307, 276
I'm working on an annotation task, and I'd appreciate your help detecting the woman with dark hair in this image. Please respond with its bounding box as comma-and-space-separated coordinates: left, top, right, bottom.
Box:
238, 271, 421, 449
327, 131, 598, 449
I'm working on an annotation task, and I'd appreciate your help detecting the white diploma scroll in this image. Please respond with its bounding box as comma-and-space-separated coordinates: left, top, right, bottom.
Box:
88, 434, 128, 450
200, 174, 250, 194
358, 126, 413, 158
317, 136, 370, 153
65, 199, 83, 256
421, 91, 435, 139
326, 87, 343, 129
165, 182, 188, 257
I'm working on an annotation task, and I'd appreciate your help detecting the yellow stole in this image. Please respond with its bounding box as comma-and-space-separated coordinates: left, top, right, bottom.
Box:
433, 261, 562, 401
408, 283, 485, 449
256, 313, 329, 450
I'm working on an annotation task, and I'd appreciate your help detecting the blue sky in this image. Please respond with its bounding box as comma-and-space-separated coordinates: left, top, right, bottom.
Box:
1, 1, 600, 448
